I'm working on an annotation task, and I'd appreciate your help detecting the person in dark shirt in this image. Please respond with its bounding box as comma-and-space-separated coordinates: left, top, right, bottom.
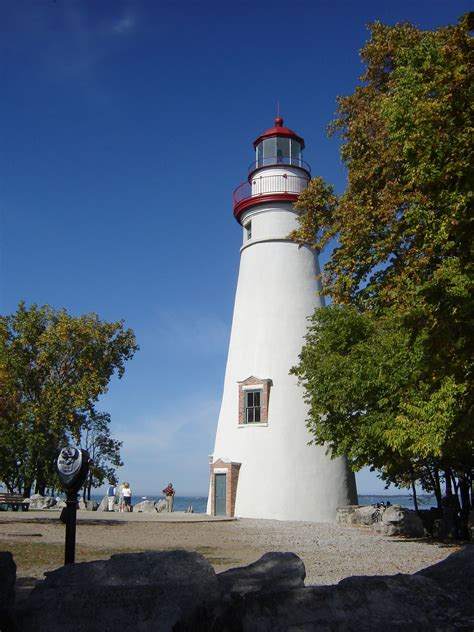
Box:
163, 483, 175, 512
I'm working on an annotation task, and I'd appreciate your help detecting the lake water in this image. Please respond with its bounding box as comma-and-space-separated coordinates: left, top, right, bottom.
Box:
91, 493, 436, 514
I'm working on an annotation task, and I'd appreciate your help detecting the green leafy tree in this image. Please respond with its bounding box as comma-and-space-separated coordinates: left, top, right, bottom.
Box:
0, 302, 138, 496
291, 15, 473, 523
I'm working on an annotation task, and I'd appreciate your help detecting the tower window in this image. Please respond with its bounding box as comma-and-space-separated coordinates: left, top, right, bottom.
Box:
238, 376, 272, 426
245, 390, 261, 423
245, 222, 252, 240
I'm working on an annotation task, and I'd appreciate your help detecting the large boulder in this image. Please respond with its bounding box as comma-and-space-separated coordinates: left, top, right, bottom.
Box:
351, 505, 381, 526
336, 505, 363, 524
373, 504, 424, 537
15, 546, 473, 631
26, 494, 56, 510
134, 500, 158, 513
213, 573, 471, 631
18, 550, 220, 632
97, 495, 109, 511
218, 552, 305, 596
0, 551, 17, 632
155, 499, 166, 513
417, 546, 474, 617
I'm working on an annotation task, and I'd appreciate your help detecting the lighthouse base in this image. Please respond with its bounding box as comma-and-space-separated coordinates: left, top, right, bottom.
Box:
208, 449, 357, 522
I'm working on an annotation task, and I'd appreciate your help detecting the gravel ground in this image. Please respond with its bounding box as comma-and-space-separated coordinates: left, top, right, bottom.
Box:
0, 510, 460, 586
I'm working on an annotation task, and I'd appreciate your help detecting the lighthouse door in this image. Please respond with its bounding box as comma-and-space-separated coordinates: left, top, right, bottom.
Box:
214, 473, 227, 516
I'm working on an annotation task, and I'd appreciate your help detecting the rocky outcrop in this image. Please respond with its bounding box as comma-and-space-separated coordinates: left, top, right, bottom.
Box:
218, 551, 305, 596
10, 547, 473, 631
155, 499, 166, 513
417, 547, 474, 618
18, 550, 220, 631
373, 504, 424, 537
25, 494, 56, 510
337, 504, 424, 537
97, 495, 109, 511
0, 551, 17, 632
134, 500, 158, 513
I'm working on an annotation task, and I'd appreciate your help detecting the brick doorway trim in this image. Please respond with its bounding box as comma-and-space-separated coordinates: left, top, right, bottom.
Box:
209, 458, 241, 517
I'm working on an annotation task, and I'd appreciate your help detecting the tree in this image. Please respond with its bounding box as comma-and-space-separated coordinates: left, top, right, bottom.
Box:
0, 302, 138, 496
78, 409, 123, 501
291, 15, 473, 524
291, 305, 471, 514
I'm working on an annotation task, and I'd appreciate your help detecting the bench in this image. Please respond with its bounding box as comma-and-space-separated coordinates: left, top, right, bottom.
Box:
0, 493, 29, 511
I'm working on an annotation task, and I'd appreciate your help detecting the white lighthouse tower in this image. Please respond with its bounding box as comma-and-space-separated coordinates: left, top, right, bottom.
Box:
208, 117, 357, 522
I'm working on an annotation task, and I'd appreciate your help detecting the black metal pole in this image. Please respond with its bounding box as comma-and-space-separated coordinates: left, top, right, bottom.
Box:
64, 491, 78, 564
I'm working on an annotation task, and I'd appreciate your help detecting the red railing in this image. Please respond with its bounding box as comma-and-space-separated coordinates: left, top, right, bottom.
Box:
234, 173, 309, 206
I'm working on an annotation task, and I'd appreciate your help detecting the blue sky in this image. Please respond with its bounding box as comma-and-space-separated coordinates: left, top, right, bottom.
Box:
1, 0, 468, 496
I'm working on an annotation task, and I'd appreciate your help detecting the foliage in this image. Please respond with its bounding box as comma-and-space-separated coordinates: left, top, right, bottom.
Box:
291, 306, 472, 508
79, 409, 123, 501
291, 15, 473, 518
0, 302, 138, 495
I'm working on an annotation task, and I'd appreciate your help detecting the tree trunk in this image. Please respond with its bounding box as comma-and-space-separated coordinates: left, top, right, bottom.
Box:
459, 475, 471, 521
409, 466, 419, 512
425, 462, 443, 510
444, 468, 453, 498
433, 467, 443, 511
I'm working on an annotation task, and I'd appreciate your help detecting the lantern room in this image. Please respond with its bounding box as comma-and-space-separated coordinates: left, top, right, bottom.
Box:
250, 117, 309, 176
233, 117, 311, 222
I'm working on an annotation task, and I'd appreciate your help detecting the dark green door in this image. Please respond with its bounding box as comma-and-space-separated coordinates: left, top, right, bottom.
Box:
214, 473, 226, 516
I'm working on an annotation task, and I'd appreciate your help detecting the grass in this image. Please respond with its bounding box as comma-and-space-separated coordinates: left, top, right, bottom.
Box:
0, 540, 242, 579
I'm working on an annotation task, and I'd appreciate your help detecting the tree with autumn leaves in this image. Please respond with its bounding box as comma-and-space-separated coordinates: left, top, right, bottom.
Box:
0, 303, 138, 497
290, 16, 473, 525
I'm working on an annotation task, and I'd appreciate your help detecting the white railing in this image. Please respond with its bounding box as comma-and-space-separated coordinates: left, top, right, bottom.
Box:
234, 174, 309, 206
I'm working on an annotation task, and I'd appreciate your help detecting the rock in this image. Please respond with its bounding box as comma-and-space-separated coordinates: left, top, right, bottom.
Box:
55, 501, 67, 509
417, 546, 474, 617
15, 547, 473, 631
19, 550, 220, 632
0, 551, 17, 631
155, 499, 166, 513
373, 504, 424, 537
185, 505, 194, 513
215, 573, 471, 631
26, 494, 56, 510
134, 500, 158, 513
352, 505, 381, 526
97, 495, 109, 512
417, 507, 442, 536
218, 552, 305, 596
85, 501, 98, 511
336, 505, 364, 524
78, 499, 87, 510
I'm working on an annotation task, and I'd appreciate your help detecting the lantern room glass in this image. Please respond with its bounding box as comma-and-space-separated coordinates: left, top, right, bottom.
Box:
256, 137, 303, 168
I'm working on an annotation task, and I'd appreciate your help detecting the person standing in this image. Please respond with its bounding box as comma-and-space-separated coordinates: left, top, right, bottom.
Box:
106, 481, 116, 512
163, 483, 175, 512
122, 482, 132, 512
117, 482, 125, 512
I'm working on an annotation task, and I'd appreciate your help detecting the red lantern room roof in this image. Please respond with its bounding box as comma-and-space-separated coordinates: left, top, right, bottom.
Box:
253, 117, 305, 150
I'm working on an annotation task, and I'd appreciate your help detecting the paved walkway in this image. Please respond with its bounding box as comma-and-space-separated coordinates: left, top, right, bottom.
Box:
0, 509, 236, 523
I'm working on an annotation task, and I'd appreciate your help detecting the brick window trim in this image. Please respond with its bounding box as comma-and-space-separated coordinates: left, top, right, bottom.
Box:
238, 376, 272, 425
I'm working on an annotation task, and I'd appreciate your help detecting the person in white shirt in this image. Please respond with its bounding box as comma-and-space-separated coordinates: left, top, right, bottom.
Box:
122, 482, 132, 512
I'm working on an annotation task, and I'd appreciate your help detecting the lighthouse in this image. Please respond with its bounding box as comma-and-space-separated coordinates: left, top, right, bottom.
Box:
208, 117, 358, 521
